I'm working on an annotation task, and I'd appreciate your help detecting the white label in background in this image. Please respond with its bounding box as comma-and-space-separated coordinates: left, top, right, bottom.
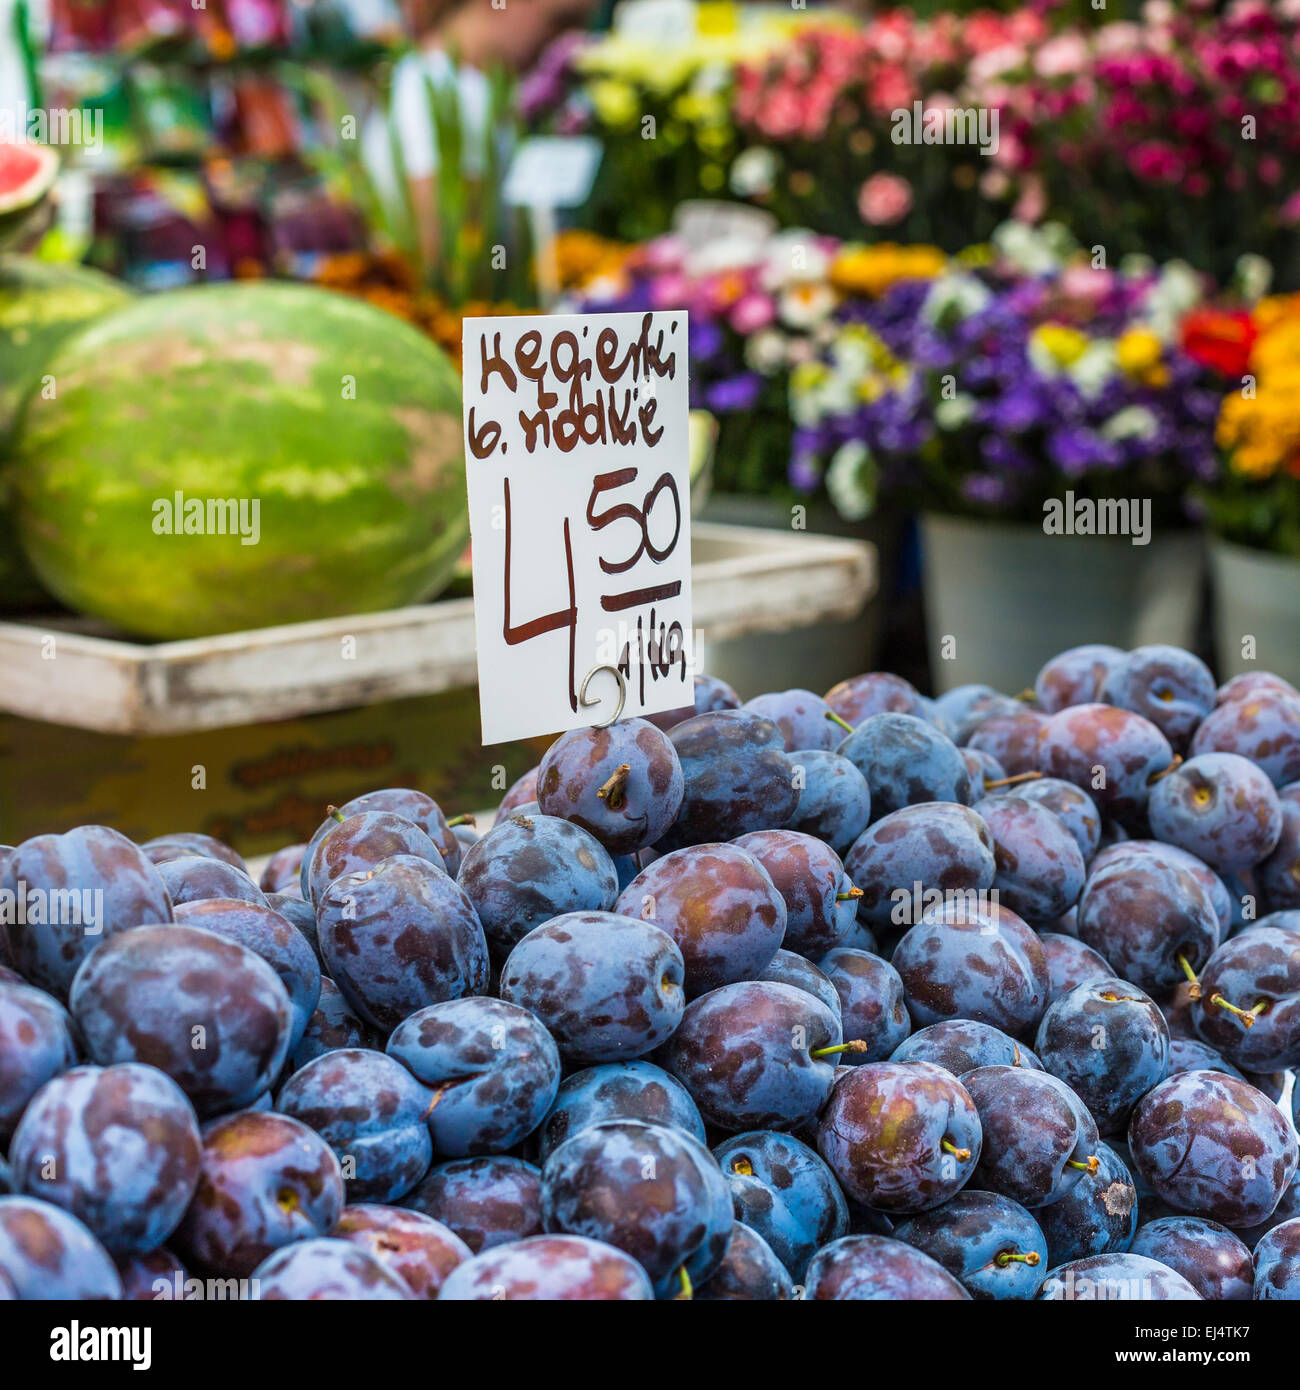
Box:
504, 137, 602, 211
463, 312, 693, 745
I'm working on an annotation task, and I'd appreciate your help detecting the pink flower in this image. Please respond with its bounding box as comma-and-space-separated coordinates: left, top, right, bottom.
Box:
1013, 174, 1047, 223
858, 172, 914, 227
729, 293, 777, 336
1034, 34, 1089, 78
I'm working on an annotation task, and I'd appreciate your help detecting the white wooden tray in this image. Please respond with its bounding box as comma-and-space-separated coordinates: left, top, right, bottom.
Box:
0, 522, 874, 735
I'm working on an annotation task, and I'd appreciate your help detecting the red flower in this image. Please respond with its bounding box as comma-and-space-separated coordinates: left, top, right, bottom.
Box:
1180, 309, 1258, 378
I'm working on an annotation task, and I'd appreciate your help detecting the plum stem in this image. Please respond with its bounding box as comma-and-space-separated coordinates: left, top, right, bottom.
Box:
1210, 994, 1262, 1027
825, 710, 855, 734
1067, 1156, 1101, 1175
596, 763, 631, 812
1013, 688, 1037, 703
1176, 953, 1203, 1001
836, 886, 865, 902
674, 1267, 693, 1301
447, 813, 476, 827
982, 770, 1043, 789
940, 1138, 972, 1162
1147, 754, 1184, 786
995, 1250, 1041, 1268
811, 1040, 868, 1058
326, 805, 346, 823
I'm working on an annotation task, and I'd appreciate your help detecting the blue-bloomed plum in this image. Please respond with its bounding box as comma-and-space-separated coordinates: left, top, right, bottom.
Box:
70, 923, 292, 1118
663, 981, 845, 1132
535, 1062, 705, 1162
174, 898, 320, 1055
1034, 978, 1169, 1135
891, 900, 1049, 1038
1035, 703, 1174, 826
962, 1065, 1101, 1209
259, 843, 305, 894
936, 684, 1001, 729
1101, 645, 1216, 752
402, 1156, 542, 1253
1259, 783, 1300, 911
301, 808, 444, 905
1168, 1035, 1245, 1079
541, 1119, 730, 1297
1252, 1218, 1300, 1298
743, 689, 838, 753
115, 1248, 189, 1300
1040, 934, 1113, 1006
962, 746, 1006, 790
973, 795, 1086, 924
277, 1048, 433, 1202
663, 710, 799, 847
1038, 1251, 1201, 1300
1218, 673, 1299, 707
499, 911, 684, 1063
695, 1222, 793, 1300
156, 856, 265, 908
9, 1062, 200, 1254
0, 1196, 122, 1299
891, 1019, 1042, 1075
990, 777, 1102, 861
1, 826, 174, 999
173, 1110, 344, 1277
893, 1189, 1048, 1300
758, 950, 841, 1021
266, 891, 320, 965
251, 1238, 413, 1299
288, 977, 377, 1071
733, 829, 858, 958
615, 843, 785, 998
1034, 645, 1126, 713
844, 801, 996, 932
537, 718, 685, 855
837, 713, 972, 823
1149, 752, 1283, 874
1131, 1216, 1253, 1300
498, 768, 539, 816
333, 1204, 470, 1298
386, 997, 560, 1156
1193, 927, 1300, 1071
336, 788, 464, 877
1076, 856, 1220, 996
965, 708, 1049, 779
1129, 1070, 1298, 1228
317, 854, 489, 1032
713, 1130, 848, 1280
0, 980, 77, 1142
824, 672, 925, 727
804, 1234, 970, 1299
143, 832, 246, 873
438, 1234, 653, 1300
816, 1061, 981, 1212
1192, 691, 1300, 788
456, 813, 617, 960
1091, 838, 1234, 934
818, 948, 909, 1062
783, 750, 872, 856
645, 673, 742, 733
1034, 1139, 1138, 1264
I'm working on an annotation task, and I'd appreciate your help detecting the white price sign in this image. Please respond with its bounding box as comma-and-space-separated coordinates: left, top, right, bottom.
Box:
462, 312, 693, 745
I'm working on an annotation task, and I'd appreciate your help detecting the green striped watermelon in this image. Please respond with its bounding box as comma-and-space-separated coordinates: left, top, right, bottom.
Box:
0, 255, 133, 609
12, 281, 471, 639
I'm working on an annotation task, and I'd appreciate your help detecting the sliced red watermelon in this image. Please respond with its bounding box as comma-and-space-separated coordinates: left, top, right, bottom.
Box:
0, 141, 59, 246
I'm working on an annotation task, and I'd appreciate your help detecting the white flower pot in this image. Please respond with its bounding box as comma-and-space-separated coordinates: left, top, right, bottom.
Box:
920, 513, 1205, 693
1211, 538, 1300, 688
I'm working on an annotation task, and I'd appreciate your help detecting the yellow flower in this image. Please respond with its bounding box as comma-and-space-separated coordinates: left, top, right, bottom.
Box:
1116, 328, 1163, 379
1031, 323, 1090, 367
588, 79, 639, 129
829, 243, 946, 298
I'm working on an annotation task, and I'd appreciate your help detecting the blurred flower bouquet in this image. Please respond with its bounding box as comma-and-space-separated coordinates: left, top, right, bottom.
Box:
791, 222, 1224, 526
1194, 294, 1300, 555
569, 220, 947, 496
974, 0, 1300, 286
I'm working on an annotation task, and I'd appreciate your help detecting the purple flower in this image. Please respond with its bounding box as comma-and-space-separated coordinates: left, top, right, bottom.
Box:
689, 319, 725, 364
705, 373, 762, 414
789, 451, 822, 493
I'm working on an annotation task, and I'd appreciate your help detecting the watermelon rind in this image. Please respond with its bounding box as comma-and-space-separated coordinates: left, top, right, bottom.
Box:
12, 280, 472, 639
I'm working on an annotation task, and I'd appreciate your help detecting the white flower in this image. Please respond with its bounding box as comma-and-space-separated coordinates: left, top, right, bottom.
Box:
744, 329, 786, 376
922, 272, 992, 326
1066, 341, 1119, 399
778, 281, 836, 330
1234, 253, 1273, 304
1142, 260, 1205, 339
826, 441, 876, 522
730, 146, 778, 199
1101, 406, 1160, 442
935, 393, 978, 430
991, 220, 1061, 277
761, 229, 831, 291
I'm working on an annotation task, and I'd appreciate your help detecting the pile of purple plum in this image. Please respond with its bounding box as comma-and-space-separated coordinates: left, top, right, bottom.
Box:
4, 643, 1300, 1301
